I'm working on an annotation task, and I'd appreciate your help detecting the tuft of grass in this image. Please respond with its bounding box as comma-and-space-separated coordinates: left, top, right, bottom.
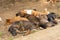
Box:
31, 30, 38, 34
0, 32, 3, 37
8, 37, 13, 40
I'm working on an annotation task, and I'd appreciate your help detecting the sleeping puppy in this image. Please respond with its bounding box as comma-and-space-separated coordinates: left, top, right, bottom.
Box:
5, 14, 28, 25
18, 9, 41, 17
8, 20, 36, 36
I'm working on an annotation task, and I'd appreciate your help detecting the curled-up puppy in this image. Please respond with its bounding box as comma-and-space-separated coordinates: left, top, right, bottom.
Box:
8, 20, 36, 36
16, 21, 36, 36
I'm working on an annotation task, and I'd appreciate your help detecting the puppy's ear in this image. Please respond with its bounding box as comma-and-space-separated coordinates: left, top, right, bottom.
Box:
6, 19, 10, 22
4, 19, 10, 26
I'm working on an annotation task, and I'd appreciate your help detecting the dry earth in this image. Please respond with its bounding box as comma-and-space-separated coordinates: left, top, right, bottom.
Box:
0, 1, 60, 40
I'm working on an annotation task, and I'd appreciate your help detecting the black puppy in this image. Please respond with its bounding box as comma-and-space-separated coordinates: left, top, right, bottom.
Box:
47, 12, 58, 25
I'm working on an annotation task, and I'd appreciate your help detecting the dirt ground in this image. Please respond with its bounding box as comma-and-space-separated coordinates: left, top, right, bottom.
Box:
0, 1, 60, 40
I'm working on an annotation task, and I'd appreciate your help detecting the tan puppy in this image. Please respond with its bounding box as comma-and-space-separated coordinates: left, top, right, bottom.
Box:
32, 8, 49, 17
5, 16, 28, 25
19, 9, 49, 18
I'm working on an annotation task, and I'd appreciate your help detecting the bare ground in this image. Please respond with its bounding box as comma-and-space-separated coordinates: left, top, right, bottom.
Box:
0, 1, 60, 40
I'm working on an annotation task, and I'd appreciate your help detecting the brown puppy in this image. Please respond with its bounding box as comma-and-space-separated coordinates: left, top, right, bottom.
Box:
8, 21, 36, 36
18, 9, 48, 18
5, 16, 28, 25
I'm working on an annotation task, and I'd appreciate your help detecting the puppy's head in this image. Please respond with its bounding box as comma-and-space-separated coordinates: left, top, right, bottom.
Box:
16, 11, 26, 17
5, 19, 11, 26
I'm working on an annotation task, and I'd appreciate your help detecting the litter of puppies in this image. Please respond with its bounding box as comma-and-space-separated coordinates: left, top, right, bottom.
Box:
6, 9, 58, 36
